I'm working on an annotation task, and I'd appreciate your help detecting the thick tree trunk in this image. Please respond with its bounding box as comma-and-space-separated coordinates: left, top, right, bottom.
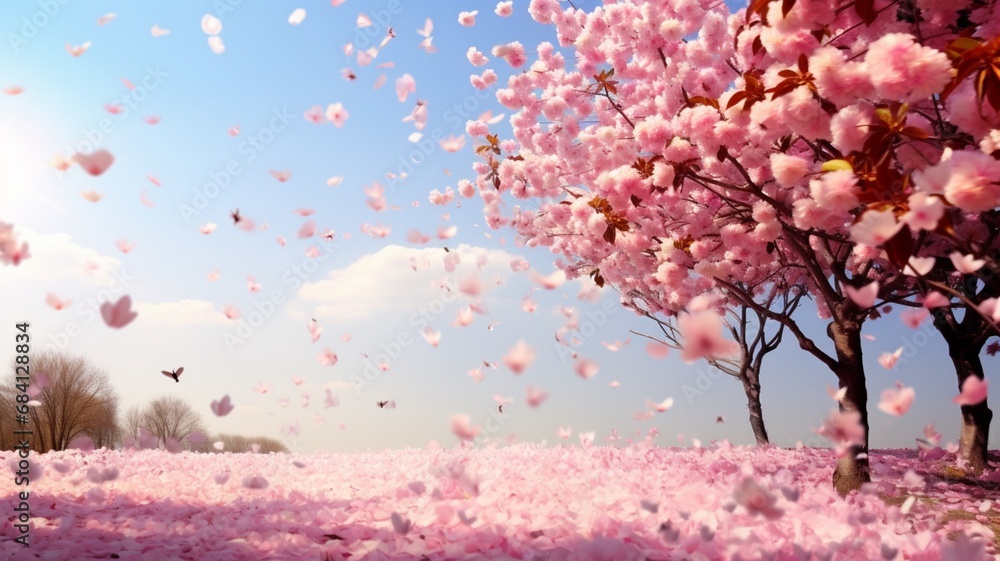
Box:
931, 307, 993, 473
829, 320, 871, 496
741, 367, 770, 446
949, 347, 993, 473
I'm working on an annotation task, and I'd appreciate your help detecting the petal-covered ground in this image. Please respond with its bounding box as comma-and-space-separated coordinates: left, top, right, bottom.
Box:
2, 445, 997, 560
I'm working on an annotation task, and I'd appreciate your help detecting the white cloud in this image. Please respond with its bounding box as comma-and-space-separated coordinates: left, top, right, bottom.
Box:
0, 227, 123, 286
133, 299, 230, 326
294, 244, 524, 321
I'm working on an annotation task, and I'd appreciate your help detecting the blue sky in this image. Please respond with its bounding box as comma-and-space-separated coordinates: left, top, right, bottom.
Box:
0, 0, 990, 454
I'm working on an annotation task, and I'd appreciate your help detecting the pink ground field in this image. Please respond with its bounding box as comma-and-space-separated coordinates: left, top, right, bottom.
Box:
0, 444, 997, 560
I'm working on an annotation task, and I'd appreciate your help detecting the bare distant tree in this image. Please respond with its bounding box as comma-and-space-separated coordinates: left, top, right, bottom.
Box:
139, 396, 205, 448
190, 433, 289, 454
1, 352, 120, 452
121, 405, 144, 441
84, 397, 122, 450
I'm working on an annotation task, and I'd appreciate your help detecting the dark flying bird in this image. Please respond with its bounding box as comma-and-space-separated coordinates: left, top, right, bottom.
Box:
231, 209, 242, 224
377, 400, 389, 409
161, 367, 184, 383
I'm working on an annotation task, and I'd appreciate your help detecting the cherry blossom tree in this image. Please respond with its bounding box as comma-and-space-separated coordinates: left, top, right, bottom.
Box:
629, 286, 802, 445
468, 0, 999, 493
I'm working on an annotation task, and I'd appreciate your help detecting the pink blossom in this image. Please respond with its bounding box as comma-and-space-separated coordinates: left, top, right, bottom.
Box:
458, 10, 478, 26
914, 148, 1000, 211
770, 153, 811, 187
495, 1, 513, 16
466, 47, 489, 66
492, 42, 526, 68
864, 33, 952, 102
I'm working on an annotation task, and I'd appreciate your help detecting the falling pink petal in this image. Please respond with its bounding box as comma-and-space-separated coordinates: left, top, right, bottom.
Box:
200, 222, 217, 234
207, 269, 221, 281
922, 291, 950, 308
647, 397, 674, 412
954, 376, 988, 406
316, 348, 338, 366
223, 305, 240, 319
422, 327, 441, 347
458, 10, 478, 26
574, 357, 599, 379
116, 239, 135, 254
877, 383, 915, 416
395, 74, 416, 102
949, 251, 985, 274
645, 342, 670, 359
143, 115, 161, 125
525, 386, 548, 407
603, 339, 631, 352
228, 125, 240, 136
307, 318, 323, 343
80, 190, 105, 202
100, 295, 137, 329
356, 13, 372, 27
246, 276, 261, 293
530, 269, 566, 289
151, 25, 170, 37
503, 340, 535, 374
269, 169, 292, 182
326, 103, 349, 127
296, 220, 317, 239
846, 282, 879, 308
66, 41, 92, 57
140, 189, 155, 208
303, 105, 324, 124
75, 149, 114, 176
3, 86, 24, 95
878, 347, 903, 370
904, 256, 935, 277
900, 308, 929, 328
288, 8, 306, 25
46, 293, 71, 311
450, 414, 481, 440
210, 395, 234, 417
208, 36, 225, 54
201, 14, 222, 34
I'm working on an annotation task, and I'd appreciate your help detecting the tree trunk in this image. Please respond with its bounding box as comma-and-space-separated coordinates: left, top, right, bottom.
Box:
829, 320, 871, 496
949, 345, 993, 473
741, 367, 770, 445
